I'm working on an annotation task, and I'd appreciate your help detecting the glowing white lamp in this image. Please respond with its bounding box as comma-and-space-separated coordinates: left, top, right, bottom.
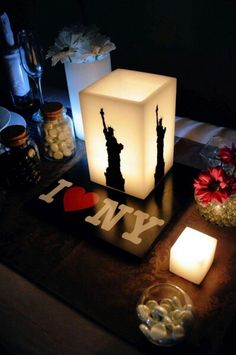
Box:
169, 227, 217, 284
80, 69, 177, 199
64, 54, 112, 140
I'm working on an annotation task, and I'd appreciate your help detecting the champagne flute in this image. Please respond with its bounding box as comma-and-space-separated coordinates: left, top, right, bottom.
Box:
17, 29, 45, 121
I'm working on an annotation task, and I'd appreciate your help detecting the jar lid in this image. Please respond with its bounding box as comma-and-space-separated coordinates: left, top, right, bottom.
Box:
40, 102, 64, 120
0, 125, 28, 147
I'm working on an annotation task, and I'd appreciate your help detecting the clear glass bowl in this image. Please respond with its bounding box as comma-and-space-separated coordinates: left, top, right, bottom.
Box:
136, 283, 194, 347
195, 194, 236, 226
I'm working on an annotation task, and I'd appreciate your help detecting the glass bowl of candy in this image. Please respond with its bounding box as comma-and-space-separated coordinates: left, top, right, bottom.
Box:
136, 283, 194, 346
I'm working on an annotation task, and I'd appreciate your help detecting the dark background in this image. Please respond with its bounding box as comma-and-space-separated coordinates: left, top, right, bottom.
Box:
1, 0, 236, 129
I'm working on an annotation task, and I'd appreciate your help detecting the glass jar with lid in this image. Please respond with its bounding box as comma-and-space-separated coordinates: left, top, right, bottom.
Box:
39, 101, 76, 161
0, 124, 41, 187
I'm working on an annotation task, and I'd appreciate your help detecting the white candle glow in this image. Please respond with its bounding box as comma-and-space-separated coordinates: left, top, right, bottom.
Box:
80, 69, 176, 199
169, 227, 217, 284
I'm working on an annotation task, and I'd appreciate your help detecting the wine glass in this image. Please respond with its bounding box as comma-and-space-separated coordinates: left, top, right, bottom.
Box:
17, 29, 45, 121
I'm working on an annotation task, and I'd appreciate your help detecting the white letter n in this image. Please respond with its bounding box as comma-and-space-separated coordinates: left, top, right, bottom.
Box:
85, 198, 134, 231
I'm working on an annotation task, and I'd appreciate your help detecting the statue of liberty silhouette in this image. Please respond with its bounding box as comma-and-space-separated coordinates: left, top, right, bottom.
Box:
100, 108, 125, 191
154, 105, 166, 185
99, 105, 165, 193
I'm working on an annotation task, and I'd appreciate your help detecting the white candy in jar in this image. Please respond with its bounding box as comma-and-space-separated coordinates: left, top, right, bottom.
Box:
137, 292, 194, 345
40, 101, 76, 161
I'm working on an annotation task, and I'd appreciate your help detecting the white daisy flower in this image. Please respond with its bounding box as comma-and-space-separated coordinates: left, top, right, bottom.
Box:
46, 25, 116, 65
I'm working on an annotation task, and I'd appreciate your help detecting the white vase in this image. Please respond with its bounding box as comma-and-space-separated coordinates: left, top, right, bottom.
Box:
64, 54, 111, 140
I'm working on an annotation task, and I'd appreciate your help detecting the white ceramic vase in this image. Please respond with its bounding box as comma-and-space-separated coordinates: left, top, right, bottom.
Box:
64, 54, 111, 140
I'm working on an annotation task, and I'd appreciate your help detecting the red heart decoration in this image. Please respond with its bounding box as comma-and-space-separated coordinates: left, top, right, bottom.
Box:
63, 186, 100, 212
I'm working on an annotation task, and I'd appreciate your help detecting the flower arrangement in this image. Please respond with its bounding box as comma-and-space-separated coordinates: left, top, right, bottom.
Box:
193, 143, 236, 226
46, 25, 116, 66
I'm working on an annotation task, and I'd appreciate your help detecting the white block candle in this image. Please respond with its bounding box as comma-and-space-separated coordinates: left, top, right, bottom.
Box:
80, 69, 176, 199
169, 227, 217, 284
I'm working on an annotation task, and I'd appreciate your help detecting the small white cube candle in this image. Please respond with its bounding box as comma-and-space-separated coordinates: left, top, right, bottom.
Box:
169, 227, 217, 284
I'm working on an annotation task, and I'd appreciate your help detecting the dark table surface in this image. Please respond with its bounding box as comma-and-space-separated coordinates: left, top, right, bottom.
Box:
1, 112, 236, 355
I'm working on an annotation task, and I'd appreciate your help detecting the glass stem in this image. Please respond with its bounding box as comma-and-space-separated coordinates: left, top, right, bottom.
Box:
33, 76, 44, 105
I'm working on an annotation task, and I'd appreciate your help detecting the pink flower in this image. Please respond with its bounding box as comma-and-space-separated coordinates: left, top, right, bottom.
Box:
194, 167, 231, 204
219, 143, 236, 167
